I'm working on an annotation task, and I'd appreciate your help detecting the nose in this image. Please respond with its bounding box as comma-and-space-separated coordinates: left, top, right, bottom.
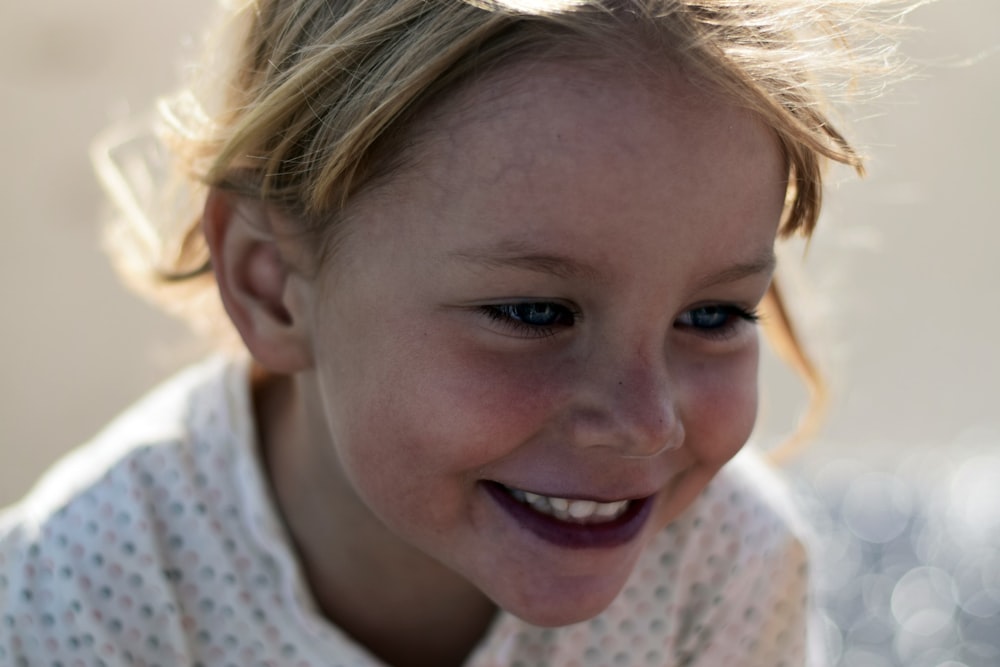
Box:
567, 347, 685, 459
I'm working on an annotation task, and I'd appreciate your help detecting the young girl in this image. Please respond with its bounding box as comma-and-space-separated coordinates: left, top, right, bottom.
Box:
1, 1, 904, 665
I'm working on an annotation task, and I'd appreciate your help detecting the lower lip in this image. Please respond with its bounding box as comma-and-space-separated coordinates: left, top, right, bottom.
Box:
482, 481, 654, 550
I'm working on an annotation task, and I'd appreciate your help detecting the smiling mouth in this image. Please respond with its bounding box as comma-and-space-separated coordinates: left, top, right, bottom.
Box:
484, 481, 654, 549
503, 485, 631, 524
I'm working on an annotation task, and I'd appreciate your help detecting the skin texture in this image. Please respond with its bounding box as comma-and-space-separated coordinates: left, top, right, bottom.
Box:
213, 60, 787, 666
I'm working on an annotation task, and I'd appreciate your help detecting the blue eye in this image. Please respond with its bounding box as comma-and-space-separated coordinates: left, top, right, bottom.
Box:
481, 302, 576, 337
676, 305, 759, 332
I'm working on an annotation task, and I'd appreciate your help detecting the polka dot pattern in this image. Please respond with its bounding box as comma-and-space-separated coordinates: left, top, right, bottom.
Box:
1, 357, 813, 666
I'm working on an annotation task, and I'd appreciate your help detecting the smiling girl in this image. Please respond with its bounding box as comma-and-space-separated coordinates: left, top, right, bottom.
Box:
1, 1, 905, 665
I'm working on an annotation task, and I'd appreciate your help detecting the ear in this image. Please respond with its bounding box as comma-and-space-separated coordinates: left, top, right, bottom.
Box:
202, 188, 313, 374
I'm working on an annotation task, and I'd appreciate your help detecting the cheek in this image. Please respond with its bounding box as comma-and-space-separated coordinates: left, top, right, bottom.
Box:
321, 334, 568, 536
332, 332, 564, 480
681, 345, 760, 464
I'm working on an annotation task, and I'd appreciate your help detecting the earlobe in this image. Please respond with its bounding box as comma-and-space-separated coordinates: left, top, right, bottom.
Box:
202, 188, 313, 373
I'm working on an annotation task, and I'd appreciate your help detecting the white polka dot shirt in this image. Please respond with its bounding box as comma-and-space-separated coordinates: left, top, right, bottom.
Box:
0, 357, 818, 666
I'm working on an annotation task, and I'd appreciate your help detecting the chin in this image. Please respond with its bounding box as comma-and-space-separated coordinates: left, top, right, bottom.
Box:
489, 573, 629, 628
508, 596, 618, 629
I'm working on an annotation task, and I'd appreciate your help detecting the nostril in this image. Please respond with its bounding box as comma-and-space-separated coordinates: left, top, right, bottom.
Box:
615, 412, 685, 460
617, 438, 683, 460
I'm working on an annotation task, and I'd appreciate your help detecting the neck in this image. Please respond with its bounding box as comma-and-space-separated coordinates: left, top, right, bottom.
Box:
252, 368, 497, 667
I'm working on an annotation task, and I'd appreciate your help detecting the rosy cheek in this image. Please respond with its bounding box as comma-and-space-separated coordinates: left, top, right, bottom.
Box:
679, 350, 760, 464
380, 342, 568, 467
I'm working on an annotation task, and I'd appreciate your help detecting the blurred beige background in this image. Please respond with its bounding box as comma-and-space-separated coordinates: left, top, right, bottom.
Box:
1, 1, 998, 507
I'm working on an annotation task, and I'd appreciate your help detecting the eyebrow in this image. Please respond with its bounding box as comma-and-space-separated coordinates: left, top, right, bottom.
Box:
449, 240, 600, 281
692, 250, 777, 290
450, 239, 776, 286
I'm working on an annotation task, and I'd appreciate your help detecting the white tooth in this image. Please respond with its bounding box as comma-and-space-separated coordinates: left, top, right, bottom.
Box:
568, 500, 598, 519
510, 488, 630, 524
593, 503, 614, 518
530, 495, 550, 512
596, 500, 628, 518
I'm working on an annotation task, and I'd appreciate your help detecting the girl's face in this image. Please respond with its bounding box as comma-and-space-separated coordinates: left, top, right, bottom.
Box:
292, 61, 786, 626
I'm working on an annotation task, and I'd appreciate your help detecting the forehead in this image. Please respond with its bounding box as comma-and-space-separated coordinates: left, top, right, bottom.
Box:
335, 57, 785, 282
401, 61, 778, 206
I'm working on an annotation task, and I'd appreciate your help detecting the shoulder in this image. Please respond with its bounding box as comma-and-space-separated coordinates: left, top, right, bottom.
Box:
0, 355, 258, 663
646, 446, 811, 576
3, 355, 247, 525
699, 445, 813, 557
632, 447, 815, 664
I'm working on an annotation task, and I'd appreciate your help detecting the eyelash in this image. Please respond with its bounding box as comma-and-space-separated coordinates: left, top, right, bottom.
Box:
480, 302, 578, 339
479, 302, 759, 340
674, 305, 760, 340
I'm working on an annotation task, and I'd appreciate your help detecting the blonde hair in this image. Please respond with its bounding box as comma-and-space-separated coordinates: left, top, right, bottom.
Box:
95, 0, 911, 459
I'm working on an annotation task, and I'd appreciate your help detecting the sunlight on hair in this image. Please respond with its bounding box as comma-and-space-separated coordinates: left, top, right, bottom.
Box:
473, 0, 589, 10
